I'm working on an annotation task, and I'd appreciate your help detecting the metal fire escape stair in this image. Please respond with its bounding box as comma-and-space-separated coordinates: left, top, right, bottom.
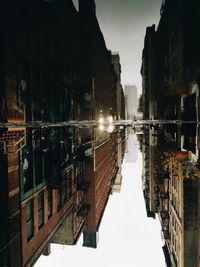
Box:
0, 128, 26, 154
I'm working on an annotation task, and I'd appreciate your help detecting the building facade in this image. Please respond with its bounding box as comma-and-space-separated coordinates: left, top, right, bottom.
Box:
124, 85, 138, 120
0, 0, 126, 266
141, 0, 200, 121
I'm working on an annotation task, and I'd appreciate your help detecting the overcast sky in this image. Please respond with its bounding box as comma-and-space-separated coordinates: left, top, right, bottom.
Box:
73, 0, 162, 94
95, 0, 162, 94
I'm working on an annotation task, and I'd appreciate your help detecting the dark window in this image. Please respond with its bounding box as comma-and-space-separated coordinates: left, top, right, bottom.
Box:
26, 200, 34, 241
66, 172, 72, 199
35, 149, 43, 185
23, 149, 34, 193
62, 179, 67, 204
38, 192, 44, 229
48, 189, 53, 218
58, 188, 62, 211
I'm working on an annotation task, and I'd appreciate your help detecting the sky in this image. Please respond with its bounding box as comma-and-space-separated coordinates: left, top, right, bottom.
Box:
72, 0, 162, 94
36, 133, 166, 267
95, 0, 162, 94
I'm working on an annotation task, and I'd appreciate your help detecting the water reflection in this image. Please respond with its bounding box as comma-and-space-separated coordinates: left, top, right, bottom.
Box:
0, 125, 126, 266
138, 123, 200, 267
2, 121, 200, 266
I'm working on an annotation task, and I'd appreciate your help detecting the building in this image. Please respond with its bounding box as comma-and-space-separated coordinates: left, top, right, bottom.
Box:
140, 25, 157, 120
141, 124, 200, 267
141, 3, 200, 265
141, 0, 200, 121
111, 53, 126, 193
160, 144, 199, 267
0, 0, 126, 266
124, 85, 138, 119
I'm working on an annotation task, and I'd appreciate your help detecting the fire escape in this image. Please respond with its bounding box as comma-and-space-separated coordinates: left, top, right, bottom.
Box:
0, 102, 26, 154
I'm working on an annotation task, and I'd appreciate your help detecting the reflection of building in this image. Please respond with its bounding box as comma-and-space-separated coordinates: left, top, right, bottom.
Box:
83, 136, 117, 248
111, 53, 126, 193
124, 85, 137, 119
125, 131, 138, 163
112, 129, 126, 193
0, 0, 126, 266
141, 125, 200, 267
161, 151, 199, 267
141, 2, 200, 263
141, 129, 156, 219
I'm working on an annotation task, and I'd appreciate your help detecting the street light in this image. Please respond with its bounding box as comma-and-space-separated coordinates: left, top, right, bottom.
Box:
98, 113, 114, 133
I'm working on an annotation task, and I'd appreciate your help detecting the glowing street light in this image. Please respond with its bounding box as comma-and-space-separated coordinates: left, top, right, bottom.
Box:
98, 112, 115, 133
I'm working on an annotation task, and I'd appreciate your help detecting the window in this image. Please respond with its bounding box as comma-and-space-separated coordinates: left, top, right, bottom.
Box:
57, 188, 62, 211
62, 179, 67, 204
26, 200, 34, 241
38, 191, 44, 229
58, 179, 67, 211
66, 171, 72, 199
48, 189, 53, 218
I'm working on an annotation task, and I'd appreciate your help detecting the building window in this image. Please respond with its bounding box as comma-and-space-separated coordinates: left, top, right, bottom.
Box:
58, 188, 63, 211
62, 179, 67, 204
48, 189, 53, 218
66, 171, 72, 199
38, 191, 44, 229
26, 200, 34, 241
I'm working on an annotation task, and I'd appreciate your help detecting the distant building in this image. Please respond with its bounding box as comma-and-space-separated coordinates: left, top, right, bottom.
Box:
125, 131, 138, 163
124, 85, 138, 119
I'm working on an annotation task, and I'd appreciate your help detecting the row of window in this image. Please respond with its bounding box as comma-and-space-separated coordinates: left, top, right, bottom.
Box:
22, 128, 75, 194
26, 189, 52, 241
26, 175, 73, 242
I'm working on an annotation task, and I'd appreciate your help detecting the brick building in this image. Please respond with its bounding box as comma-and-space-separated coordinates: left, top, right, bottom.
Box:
0, 0, 125, 266
141, 125, 200, 267
141, 0, 200, 121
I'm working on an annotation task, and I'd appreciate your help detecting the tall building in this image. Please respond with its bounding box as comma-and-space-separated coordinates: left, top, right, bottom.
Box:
0, 0, 126, 266
140, 25, 157, 120
141, 2, 200, 264
124, 85, 138, 119
141, 0, 200, 121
